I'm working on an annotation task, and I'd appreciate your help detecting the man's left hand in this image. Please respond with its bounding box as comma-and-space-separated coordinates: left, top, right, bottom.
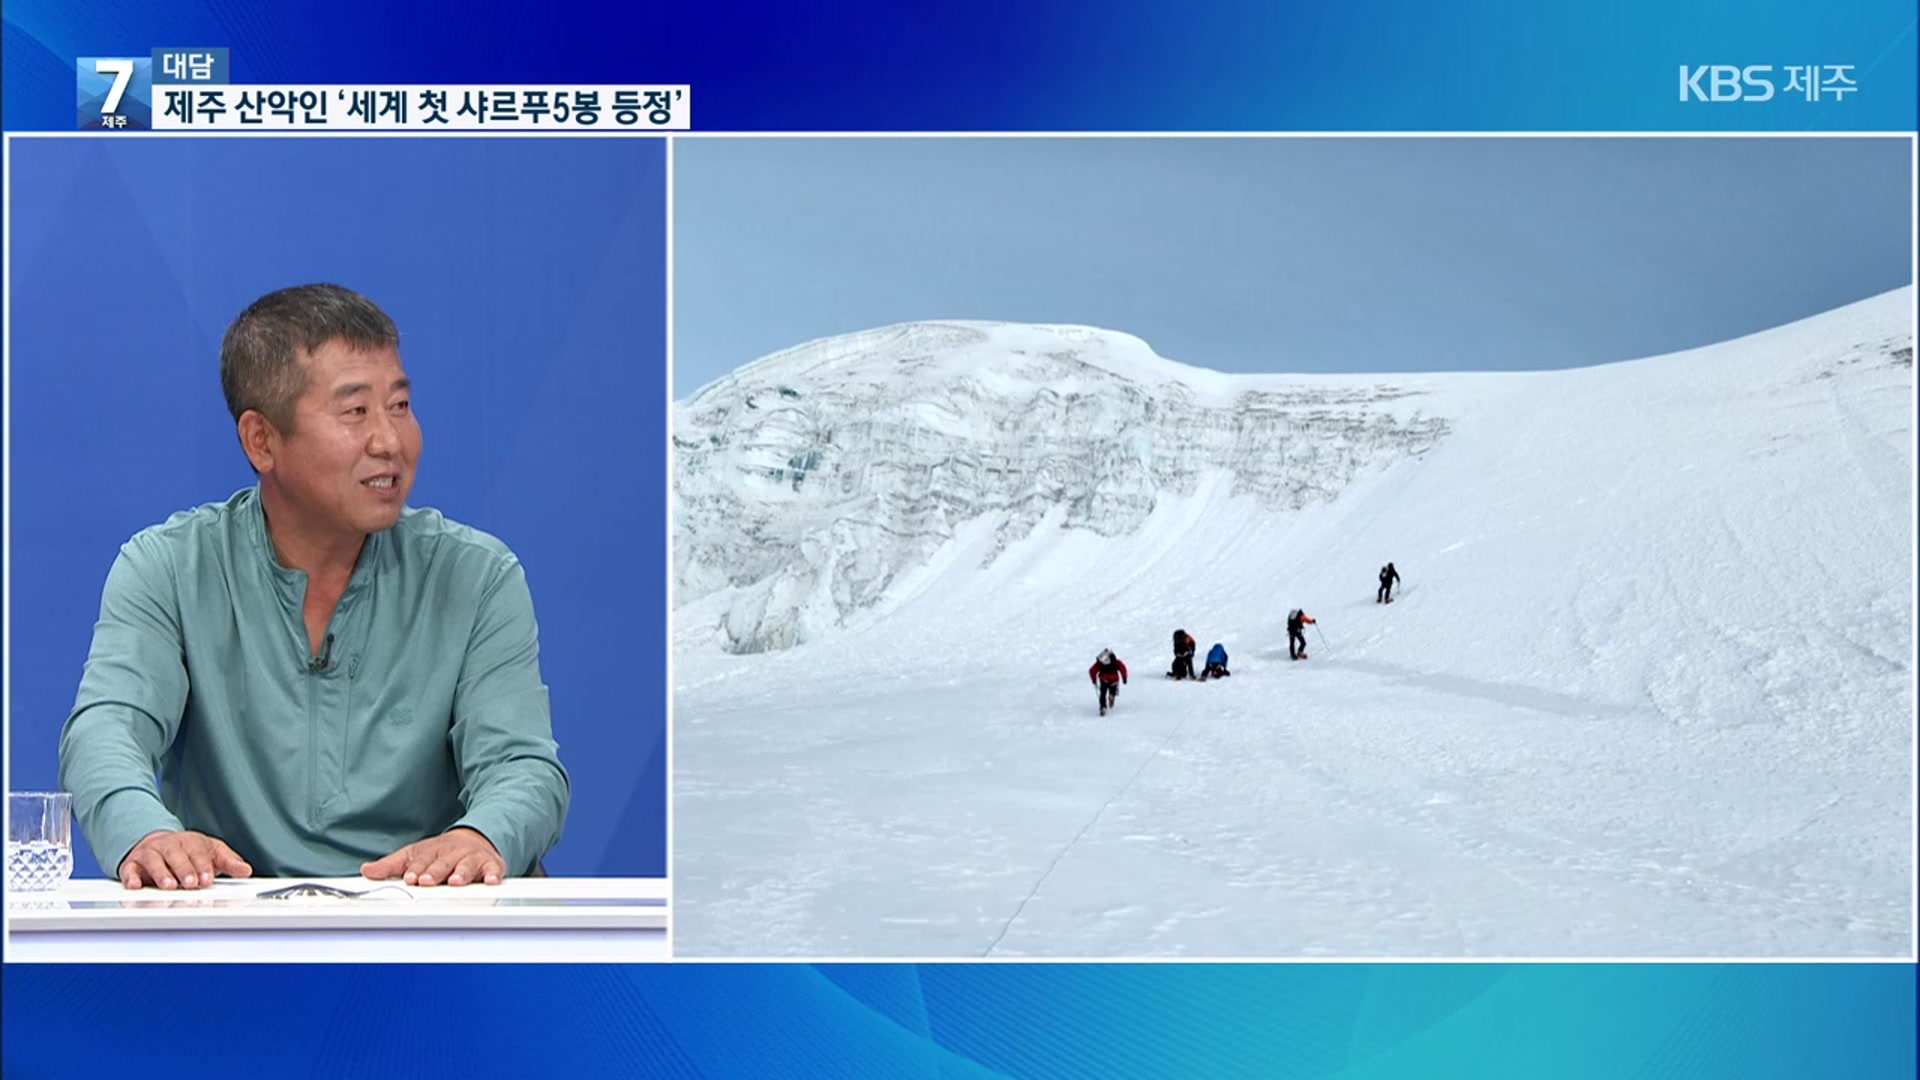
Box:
361, 827, 505, 887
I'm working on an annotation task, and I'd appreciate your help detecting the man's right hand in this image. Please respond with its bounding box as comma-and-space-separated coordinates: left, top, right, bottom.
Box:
117, 830, 253, 890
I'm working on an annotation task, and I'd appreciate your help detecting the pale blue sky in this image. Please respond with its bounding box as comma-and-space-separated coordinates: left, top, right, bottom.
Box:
673, 138, 1913, 397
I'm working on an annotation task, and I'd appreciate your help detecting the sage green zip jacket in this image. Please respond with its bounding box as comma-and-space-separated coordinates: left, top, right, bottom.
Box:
58, 487, 570, 878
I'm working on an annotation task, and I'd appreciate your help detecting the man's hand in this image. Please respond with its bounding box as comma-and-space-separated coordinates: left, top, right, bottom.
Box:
360, 827, 504, 887
118, 830, 253, 890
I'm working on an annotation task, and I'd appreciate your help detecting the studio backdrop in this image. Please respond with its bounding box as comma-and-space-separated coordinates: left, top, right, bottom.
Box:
7, 135, 667, 878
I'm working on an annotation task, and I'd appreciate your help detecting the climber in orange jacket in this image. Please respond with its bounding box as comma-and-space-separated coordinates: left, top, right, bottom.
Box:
1287, 609, 1316, 661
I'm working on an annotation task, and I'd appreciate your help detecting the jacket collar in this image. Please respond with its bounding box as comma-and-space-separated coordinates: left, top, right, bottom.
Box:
241, 485, 391, 600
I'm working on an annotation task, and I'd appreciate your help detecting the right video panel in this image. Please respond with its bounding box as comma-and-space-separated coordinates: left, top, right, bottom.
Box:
670, 136, 1916, 960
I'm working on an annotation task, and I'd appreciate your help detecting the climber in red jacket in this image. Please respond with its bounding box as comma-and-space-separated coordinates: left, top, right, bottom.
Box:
1089, 648, 1129, 715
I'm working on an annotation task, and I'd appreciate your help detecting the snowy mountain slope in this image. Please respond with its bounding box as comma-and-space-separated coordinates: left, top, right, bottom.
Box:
672, 288, 1915, 957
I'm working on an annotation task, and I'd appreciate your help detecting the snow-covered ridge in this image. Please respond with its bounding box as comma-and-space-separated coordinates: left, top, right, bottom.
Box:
674, 321, 1457, 652
673, 289, 1915, 957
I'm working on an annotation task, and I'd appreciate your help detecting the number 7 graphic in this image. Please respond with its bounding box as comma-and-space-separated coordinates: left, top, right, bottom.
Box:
94, 59, 136, 114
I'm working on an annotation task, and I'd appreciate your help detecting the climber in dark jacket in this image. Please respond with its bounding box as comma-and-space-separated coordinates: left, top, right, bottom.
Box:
1377, 562, 1401, 603
1169, 629, 1197, 680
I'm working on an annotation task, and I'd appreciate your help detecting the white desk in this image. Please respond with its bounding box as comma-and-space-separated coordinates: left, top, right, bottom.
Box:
6, 876, 669, 962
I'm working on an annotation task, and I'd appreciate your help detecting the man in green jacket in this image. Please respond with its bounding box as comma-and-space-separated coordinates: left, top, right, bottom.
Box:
59, 283, 570, 890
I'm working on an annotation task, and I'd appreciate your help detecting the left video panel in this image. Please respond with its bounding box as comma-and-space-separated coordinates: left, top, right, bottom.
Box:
6, 136, 668, 960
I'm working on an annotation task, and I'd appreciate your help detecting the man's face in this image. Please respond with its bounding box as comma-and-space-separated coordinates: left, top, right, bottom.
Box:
268, 339, 421, 536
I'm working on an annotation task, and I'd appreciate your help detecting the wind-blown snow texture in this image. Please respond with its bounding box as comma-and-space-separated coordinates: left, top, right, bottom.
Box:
673, 291, 1916, 958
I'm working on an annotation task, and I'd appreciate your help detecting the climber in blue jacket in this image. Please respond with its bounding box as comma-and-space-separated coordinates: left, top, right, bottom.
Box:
1202, 642, 1230, 680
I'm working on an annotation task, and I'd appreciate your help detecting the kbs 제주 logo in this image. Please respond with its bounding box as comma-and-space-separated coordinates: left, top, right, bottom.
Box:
1678, 65, 1858, 102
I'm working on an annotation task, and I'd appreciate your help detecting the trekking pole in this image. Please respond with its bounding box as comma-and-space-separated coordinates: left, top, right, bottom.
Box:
1315, 624, 1329, 654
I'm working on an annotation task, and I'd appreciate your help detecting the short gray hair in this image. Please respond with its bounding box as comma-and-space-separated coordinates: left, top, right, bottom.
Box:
219, 284, 399, 431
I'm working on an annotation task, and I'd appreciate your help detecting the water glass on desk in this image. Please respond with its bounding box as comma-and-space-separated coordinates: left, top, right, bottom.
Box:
7, 791, 74, 893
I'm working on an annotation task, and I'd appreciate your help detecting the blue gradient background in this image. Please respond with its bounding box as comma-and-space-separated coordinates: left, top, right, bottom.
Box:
1, 964, 1914, 1076
3, 0, 1916, 130
4, 2, 1916, 1077
6, 138, 667, 881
